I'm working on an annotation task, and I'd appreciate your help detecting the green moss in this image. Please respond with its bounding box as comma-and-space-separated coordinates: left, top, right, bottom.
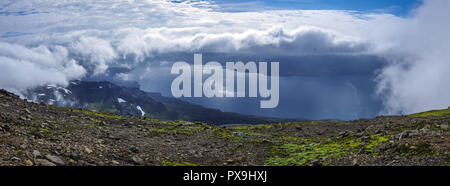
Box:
74, 109, 122, 120
265, 142, 341, 166
233, 124, 275, 130
265, 134, 390, 166
146, 124, 204, 135
364, 134, 389, 152
41, 126, 51, 133
87, 123, 97, 128
39, 126, 58, 135
210, 127, 239, 141
89, 118, 102, 123
48, 105, 71, 111
278, 136, 302, 143
282, 121, 327, 127
265, 143, 343, 166
161, 161, 199, 166
409, 108, 450, 117
391, 143, 437, 156
249, 138, 264, 143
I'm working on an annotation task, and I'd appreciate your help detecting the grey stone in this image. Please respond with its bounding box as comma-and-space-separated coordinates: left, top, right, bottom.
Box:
45, 155, 65, 166
32, 150, 41, 158
351, 159, 359, 166
112, 160, 120, 165
310, 160, 322, 166
130, 157, 143, 165
11, 157, 21, 162
397, 130, 419, 140
338, 131, 349, 137
35, 159, 56, 166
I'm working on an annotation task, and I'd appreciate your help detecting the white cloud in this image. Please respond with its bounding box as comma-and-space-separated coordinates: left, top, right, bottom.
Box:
0, 0, 448, 115
374, 0, 450, 114
0, 42, 86, 93
71, 36, 116, 75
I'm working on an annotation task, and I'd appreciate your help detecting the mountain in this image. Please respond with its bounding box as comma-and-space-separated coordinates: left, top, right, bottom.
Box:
0, 88, 448, 166
24, 80, 294, 125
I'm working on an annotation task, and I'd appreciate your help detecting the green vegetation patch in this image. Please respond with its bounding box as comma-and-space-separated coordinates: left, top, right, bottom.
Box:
209, 127, 239, 141
161, 161, 200, 166
391, 143, 437, 156
409, 108, 450, 117
364, 134, 389, 152
146, 124, 206, 135
265, 134, 389, 166
74, 109, 122, 120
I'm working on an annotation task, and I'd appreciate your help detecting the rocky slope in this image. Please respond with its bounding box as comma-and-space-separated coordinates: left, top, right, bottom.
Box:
0, 89, 448, 166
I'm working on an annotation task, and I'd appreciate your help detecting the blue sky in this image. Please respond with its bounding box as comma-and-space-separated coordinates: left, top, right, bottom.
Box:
211, 0, 422, 16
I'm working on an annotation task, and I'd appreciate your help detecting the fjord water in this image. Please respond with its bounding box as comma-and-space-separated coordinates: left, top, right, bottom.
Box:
137, 54, 384, 121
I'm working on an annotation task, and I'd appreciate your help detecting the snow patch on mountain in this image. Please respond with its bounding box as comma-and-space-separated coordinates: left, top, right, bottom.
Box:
136, 105, 145, 117
117, 98, 127, 103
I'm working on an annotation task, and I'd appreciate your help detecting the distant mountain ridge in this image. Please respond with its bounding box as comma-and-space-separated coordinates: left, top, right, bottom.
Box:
24, 80, 298, 125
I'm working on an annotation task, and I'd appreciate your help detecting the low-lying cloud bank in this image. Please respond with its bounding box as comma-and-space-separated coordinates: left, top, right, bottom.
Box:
374, 0, 450, 115
0, 42, 86, 93
0, 0, 448, 116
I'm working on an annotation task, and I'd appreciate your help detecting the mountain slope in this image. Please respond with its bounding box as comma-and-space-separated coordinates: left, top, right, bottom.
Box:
147, 92, 295, 124
24, 80, 293, 125
0, 89, 448, 166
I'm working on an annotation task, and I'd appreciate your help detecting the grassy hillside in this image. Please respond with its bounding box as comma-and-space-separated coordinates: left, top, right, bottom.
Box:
409, 107, 450, 117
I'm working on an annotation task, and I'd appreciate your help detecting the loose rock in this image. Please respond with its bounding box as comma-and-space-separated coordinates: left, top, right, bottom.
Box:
45, 155, 65, 166
130, 157, 143, 165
